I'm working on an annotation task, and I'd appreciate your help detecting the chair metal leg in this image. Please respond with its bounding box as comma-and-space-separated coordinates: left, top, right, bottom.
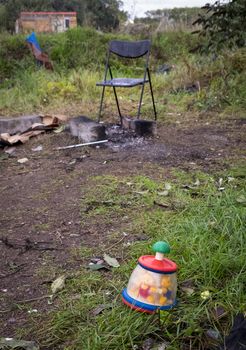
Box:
112, 86, 122, 125
147, 68, 157, 120
98, 86, 106, 122
137, 83, 145, 119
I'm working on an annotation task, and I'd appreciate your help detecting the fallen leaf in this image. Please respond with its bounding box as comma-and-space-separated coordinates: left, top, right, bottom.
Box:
182, 184, 196, 190
0, 338, 39, 350
213, 306, 227, 320
4, 147, 16, 155
152, 341, 170, 350
180, 279, 195, 287
172, 200, 186, 210
90, 257, 103, 264
51, 275, 66, 294
236, 195, 246, 205
158, 190, 169, 196
47, 297, 53, 305
206, 328, 221, 340
164, 183, 172, 190
133, 190, 149, 195
90, 303, 113, 316
180, 286, 195, 296
153, 200, 170, 209
70, 294, 81, 301
31, 145, 43, 152
103, 254, 120, 268
96, 259, 104, 265
17, 158, 28, 164
193, 179, 200, 186
88, 263, 109, 271
180, 279, 195, 295
27, 309, 38, 314
54, 125, 65, 134
142, 338, 155, 350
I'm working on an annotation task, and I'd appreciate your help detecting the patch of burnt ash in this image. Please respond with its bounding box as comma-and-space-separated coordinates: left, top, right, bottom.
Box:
101, 123, 219, 167
106, 124, 149, 150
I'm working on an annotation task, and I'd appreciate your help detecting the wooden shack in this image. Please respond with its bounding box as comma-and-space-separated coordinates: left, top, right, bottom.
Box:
15, 12, 77, 34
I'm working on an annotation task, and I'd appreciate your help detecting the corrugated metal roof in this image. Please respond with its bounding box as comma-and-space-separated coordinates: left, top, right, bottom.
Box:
20, 12, 77, 16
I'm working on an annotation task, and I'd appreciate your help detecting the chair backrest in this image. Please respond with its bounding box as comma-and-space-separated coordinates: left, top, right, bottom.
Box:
109, 40, 151, 59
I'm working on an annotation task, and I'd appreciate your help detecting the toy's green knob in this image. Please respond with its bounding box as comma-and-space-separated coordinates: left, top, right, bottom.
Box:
153, 242, 170, 260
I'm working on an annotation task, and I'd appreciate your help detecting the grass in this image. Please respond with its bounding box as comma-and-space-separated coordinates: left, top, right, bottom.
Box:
0, 27, 245, 349
0, 68, 102, 116
30, 169, 245, 350
0, 29, 245, 117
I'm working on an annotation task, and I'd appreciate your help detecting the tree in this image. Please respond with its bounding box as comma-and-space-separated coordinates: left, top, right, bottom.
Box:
193, 0, 246, 52
0, 4, 7, 30
3, 0, 53, 31
1, 0, 126, 32
135, 8, 202, 28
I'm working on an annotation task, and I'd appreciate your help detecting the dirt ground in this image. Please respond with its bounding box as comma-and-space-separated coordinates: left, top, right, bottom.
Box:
0, 114, 245, 340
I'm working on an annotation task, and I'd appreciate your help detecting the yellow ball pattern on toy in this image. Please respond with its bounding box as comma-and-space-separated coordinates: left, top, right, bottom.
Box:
161, 287, 167, 294
159, 296, 167, 305
147, 295, 155, 303
129, 288, 137, 297
161, 276, 171, 288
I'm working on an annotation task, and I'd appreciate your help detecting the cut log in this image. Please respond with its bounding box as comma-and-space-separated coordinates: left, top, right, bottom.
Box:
69, 116, 106, 143
0, 115, 42, 134
122, 116, 157, 136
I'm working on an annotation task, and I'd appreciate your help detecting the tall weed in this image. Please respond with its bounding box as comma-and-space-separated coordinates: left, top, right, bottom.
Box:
0, 29, 245, 116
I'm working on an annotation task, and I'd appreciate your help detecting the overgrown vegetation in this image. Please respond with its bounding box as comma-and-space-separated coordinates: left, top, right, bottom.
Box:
0, 28, 245, 117
194, 0, 246, 52
30, 171, 245, 349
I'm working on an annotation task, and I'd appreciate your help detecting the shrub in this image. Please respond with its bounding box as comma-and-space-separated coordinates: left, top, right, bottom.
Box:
151, 31, 201, 62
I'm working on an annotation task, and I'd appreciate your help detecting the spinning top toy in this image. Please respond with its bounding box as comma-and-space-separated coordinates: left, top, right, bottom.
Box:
122, 241, 177, 313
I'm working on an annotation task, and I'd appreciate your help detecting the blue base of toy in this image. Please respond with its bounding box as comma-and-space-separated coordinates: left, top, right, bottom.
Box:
122, 288, 176, 313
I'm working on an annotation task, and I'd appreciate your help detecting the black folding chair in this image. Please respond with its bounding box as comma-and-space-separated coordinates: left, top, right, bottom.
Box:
96, 40, 157, 125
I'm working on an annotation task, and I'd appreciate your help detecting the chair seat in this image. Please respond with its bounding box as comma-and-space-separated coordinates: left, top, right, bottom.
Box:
96, 78, 149, 87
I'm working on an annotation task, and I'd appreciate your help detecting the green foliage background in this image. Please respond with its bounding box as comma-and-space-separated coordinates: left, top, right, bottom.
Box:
0, 27, 245, 116
194, 0, 246, 52
0, 0, 126, 32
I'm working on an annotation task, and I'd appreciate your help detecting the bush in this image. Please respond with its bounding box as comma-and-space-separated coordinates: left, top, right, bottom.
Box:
0, 32, 35, 80
0, 28, 245, 116
52, 27, 109, 70
194, 48, 246, 111
151, 31, 201, 62
194, 0, 246, 53
0, 27, 133, 79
